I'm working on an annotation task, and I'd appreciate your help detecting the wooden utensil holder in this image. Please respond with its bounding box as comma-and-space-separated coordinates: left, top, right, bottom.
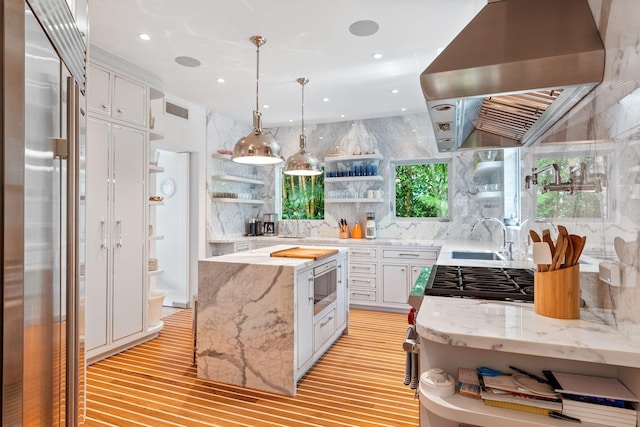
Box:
339, 230, 349, 239
534, 264, 580, 319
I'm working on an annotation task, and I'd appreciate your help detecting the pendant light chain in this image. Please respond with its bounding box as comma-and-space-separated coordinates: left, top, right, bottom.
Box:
300, 78, 306, 150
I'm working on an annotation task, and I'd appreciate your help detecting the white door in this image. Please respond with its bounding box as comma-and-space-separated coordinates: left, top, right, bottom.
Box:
112, 125, 145, 341
85, 118, 111, 351
156, 151, 190, 307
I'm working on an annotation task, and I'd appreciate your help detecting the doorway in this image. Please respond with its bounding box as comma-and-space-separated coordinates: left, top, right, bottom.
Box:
155, 150, 190, 307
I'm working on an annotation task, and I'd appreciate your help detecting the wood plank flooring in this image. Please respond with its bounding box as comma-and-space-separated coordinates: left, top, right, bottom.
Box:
84, 309, 419, 426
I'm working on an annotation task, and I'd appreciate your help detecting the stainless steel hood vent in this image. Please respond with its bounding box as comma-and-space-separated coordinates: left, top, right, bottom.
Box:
420, 0, 604, 152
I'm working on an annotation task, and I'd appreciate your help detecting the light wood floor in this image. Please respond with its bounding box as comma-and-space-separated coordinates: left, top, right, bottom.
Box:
84, 309, 419, 426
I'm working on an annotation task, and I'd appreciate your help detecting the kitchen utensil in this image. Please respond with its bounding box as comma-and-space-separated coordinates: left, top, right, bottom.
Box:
542, 229, 555, 255
557, 225, 572, 269
569, 234, 585, 266
614, 236, 629, 263
533, 242, 552, 272
551, 234, 568, 271
529, 230, 541, 243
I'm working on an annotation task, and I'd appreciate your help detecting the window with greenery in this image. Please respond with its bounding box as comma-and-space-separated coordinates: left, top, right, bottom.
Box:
281, 170, 324, 220
534, 153, 610, 220
393, 160, 450, 219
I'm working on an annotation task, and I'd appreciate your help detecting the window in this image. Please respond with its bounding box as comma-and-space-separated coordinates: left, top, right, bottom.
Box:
392, 159, 451, 219
534, 152, 610, 220
280, 168, 325, 220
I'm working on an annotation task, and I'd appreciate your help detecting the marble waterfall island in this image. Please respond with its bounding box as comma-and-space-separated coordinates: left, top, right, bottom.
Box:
197, 245, 348, 396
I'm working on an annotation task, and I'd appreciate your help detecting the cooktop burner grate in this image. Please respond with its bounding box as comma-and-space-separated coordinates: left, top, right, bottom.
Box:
424, 265, 534, 302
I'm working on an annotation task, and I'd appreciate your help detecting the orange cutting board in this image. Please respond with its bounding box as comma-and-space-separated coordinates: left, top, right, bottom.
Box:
270, 247, 338, 260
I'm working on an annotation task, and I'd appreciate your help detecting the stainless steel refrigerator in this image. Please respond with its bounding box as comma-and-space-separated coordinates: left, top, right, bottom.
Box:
2, 0, 86, 425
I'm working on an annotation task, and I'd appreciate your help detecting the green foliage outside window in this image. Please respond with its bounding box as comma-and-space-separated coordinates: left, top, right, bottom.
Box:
395, 162, 449, 218
281, 171, 324, 220
535, 156, 608, 219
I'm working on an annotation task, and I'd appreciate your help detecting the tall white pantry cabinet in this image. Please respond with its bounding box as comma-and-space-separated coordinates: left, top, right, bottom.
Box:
85, 61, 160, 363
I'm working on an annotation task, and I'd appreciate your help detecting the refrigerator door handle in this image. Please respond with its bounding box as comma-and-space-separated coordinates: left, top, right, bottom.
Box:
116, 218, 123, 247
100, 218, 107, 249
65, 75, 81, 426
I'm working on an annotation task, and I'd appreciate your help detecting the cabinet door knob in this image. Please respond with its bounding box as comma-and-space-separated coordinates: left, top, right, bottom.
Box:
116, 108, 123, 113
101, 104, 109, 109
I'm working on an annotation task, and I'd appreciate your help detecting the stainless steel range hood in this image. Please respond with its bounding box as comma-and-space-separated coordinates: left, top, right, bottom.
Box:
420, 0, 604, 152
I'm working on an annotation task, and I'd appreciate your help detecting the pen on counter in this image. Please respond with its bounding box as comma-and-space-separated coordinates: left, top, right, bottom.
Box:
549, 411, 581, 423
508, 365, 548, 383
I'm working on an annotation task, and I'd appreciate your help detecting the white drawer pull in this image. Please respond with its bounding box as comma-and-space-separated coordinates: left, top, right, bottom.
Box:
398, 253, 420, 257
320, 316, 334, 327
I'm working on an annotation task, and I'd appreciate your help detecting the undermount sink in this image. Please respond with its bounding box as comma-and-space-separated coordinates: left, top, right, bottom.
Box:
451, 250, 504, 261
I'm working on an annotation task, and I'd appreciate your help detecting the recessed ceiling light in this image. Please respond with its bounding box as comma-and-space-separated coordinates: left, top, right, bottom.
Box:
175, 56, 202, 68
372, 53, 383, 59
322, 98, 330, 102
401, 107, 407, 111
391, 89, 399, 94
138, 33, 151, 41
216, 78, 225, 83
319, 136, 324, 140
263, 104, 270, 109
289, 119, 294, 123
340, 114, 345, 118
349, 20, 379, 37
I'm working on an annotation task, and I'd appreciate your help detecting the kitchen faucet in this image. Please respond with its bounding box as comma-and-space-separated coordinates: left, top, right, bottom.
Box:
470, 216, 513, 260
518, 217, 556, 259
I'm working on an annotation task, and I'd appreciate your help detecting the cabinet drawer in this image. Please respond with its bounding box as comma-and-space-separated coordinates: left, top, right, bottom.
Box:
234, 242, 250, 252
349, 289, 377, 302
349, 247, 378, 260
382, 248, 438, 261
349, 275, 377, 289
349, 262, 377, 276
314, 309, 336, 352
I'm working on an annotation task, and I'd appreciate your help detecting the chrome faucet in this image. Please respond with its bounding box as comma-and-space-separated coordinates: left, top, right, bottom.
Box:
470, 216, 513, 260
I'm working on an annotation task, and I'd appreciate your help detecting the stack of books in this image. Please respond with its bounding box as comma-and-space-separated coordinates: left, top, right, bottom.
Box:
478, 372, 562, 415
546, 371, 639, 426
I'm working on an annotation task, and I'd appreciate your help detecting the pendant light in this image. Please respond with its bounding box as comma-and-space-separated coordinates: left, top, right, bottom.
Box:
232, 36, 283, 165
283, 78, 322, 175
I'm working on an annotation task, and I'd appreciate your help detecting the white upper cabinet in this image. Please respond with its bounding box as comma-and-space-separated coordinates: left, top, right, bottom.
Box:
87, 63, 147, 128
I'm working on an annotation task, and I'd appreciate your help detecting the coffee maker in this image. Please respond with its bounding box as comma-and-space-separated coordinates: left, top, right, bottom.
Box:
246, 217, 263, 236
263, 213, 278, 236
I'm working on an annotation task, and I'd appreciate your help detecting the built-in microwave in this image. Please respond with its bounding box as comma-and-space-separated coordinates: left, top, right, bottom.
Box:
313, 259, 337, 315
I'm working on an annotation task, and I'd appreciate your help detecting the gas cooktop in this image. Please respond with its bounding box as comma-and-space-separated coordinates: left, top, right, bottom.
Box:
424, 265, 535, 302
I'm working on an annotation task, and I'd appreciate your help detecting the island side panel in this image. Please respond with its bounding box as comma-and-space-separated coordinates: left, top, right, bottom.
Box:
197, 260, 296, 396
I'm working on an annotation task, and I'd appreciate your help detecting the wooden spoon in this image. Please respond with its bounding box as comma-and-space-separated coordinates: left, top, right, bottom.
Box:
530, 230, 541, 243
570, 235, 586, 266
542, 229, 555, 255
552, 234, 568, 271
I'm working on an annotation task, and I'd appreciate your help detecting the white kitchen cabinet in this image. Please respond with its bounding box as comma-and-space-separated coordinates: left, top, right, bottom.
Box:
85, 118, 147, 362
87, 63, 147, 127
335, 255, 348, 330
348, 246, 379, 306
296, 268, 314, 370
380, 247, 438, 310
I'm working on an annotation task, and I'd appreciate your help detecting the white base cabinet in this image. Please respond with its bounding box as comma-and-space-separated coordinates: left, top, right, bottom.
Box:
85, 118, 149, 363
295, 253, 348, 380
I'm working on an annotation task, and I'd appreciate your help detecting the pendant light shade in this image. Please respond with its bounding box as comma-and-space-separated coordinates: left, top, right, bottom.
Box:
284, 78, 322, 176
232, 36, 283, 165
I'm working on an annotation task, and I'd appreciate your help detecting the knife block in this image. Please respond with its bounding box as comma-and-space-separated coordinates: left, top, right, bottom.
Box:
534, 264, 580, 319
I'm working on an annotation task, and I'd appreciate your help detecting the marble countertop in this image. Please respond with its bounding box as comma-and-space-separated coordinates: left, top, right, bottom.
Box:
416, 296, 640, 368
207, 235, 442, 247
200, 244, 348, 268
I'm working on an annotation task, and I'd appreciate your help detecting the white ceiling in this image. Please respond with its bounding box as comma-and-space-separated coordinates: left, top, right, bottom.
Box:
89, 0, 486, 127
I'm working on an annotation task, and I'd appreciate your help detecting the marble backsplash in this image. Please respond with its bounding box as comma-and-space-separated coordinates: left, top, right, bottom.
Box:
205, 0, 640, 337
